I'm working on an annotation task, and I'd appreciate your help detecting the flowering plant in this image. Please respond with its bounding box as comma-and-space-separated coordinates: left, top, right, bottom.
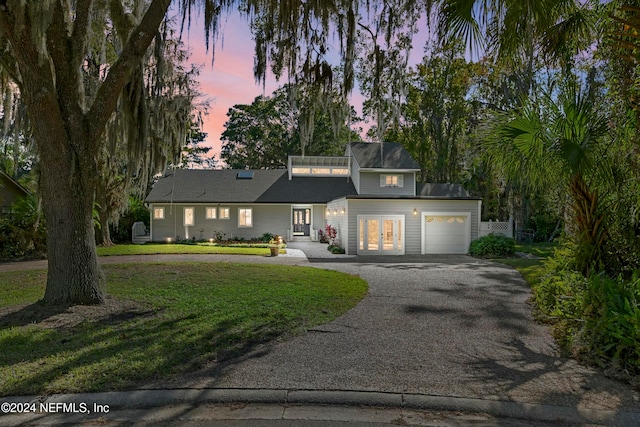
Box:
324, 224, 337, 245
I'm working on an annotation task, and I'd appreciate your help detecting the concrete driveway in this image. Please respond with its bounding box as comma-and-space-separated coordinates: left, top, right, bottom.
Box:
156, 255, 640, 412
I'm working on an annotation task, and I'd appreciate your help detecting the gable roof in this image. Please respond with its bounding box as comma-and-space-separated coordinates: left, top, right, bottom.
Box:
349, 142, 420, 170
0, 171, 30, 205
145, 169, 357, 204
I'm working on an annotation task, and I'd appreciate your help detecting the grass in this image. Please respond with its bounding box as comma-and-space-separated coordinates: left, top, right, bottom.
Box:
494, 242, 558, 286
96, 243, 276, 256
0, 263, 367, 396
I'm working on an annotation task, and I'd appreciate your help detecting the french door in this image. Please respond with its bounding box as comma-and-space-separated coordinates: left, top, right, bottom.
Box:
358, 215, 404, 255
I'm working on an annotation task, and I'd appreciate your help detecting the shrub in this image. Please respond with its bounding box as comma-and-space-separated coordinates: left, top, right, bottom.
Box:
469, 234, 515, 257
533, 244, 640, 381
327, 244, 345, 254
261, 232, 275, 243
324, 225, 337, 245
0, 195, 46, 260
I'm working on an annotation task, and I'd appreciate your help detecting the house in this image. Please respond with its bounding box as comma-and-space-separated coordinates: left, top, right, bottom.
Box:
0, 171, 29, 216
145, 142, 482, 255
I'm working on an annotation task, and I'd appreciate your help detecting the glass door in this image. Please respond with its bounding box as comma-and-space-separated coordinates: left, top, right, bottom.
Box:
293, 208, 311, 236
358, 215, 404, 255
366, 218, 379, 251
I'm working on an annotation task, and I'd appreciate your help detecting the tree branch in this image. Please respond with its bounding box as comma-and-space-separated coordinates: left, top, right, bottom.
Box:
87, 0, 171, 142
46, 2, 84, 123
71, 0, 94, 70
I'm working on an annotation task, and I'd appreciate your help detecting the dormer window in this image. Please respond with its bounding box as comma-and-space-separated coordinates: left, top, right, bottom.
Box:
381, 174, 403, 188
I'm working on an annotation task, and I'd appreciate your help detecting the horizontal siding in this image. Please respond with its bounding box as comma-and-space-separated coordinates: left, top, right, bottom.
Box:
359, 172, 415, 196
326, 198, 349, 251
345, 199, 481, 255
150, 204, 291, 241
312, 204, 326, 239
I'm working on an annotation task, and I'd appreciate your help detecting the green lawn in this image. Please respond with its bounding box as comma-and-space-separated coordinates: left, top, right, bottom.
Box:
97, 243, 277, 256
495, 242, 558, 286
0, 263, 367, 396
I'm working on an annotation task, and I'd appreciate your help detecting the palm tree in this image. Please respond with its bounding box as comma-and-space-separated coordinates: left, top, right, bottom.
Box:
487, 83, 612, 275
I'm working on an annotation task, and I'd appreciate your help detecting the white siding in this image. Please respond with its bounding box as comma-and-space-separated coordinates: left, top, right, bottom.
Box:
150, 204, 290, 241
344, 199, 481, 255
312, 204, 326, 240
326, 198, 349, 249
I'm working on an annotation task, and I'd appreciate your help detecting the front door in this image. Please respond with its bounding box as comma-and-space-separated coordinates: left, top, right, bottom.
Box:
293, 208, 311, 236
358, 215, 404, 255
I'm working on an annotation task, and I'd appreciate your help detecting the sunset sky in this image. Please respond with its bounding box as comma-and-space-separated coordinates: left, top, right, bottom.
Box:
179, 9, 432, 166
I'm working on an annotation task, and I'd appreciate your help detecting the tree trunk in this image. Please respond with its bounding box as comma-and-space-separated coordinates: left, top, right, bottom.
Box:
39, 139, 105, 305
99, 213, 114, 247
0, 0, 173, 306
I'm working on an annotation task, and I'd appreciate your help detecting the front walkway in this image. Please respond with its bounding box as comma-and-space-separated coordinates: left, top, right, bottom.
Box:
286, 240, 356, 259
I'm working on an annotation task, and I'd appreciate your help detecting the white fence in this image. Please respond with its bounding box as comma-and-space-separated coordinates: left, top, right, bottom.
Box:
479, 217, 513, 238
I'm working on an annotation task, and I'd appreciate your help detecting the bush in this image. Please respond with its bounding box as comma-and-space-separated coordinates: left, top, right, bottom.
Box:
0, 195, 46, 260
260, 232, 275, 243
327, 244, 345, 254
469, 234, 515, 257
533, 244, 640, 381
112, 197, 149, 243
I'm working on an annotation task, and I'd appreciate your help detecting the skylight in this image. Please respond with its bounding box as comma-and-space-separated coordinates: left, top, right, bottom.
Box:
236, 171, 254, 179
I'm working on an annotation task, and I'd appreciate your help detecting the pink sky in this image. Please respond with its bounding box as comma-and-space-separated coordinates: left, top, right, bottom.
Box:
181, 11, 431, 166
182, 13, 280, 164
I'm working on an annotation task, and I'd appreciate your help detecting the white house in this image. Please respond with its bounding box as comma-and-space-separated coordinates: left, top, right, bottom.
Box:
145, 142, 482, 255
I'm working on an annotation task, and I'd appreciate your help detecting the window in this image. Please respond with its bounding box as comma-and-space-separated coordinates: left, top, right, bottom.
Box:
153, 207, 165, 219
206, 207, 217, 219
311, 168, 331, 174
292, 167, 311, 174
184, 207, 194, 226
219, 207, 230, 219
381, 174, 403, 187
238, 208, 252, 227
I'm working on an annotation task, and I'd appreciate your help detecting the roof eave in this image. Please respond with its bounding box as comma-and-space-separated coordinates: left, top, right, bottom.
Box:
359, 168, 420, 173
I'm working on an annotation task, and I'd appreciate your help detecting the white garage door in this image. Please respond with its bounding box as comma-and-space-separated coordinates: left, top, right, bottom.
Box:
422, 212, 471, 254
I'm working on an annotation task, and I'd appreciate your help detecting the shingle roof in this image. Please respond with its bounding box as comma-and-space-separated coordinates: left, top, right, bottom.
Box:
349, 142, 420, 170
145, 169, 357, 204
416, 183, 472, 198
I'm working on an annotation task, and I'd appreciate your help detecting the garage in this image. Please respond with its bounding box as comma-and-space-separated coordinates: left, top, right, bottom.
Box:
422, 212, 471, 254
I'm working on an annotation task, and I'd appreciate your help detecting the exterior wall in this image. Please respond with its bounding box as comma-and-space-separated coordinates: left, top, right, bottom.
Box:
325, 198, 349, 249
358, 172, 416, 196
150, 203, 291, 241
311, 204, 326, 240
350, 155, 361, 194
344, 199, 481, 255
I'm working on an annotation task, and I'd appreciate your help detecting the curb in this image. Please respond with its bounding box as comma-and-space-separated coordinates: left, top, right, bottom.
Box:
4, 388, 640, 426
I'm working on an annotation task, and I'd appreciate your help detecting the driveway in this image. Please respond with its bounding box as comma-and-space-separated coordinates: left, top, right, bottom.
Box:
153, 255, 640, 412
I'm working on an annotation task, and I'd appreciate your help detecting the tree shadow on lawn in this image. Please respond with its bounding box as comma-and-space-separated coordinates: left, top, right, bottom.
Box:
0, 297, 154, 328
0, 302, 288, 397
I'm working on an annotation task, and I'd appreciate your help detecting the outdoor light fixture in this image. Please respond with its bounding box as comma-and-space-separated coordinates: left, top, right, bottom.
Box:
413, 208, 418, 216
333, 209, 337, 216
341, 207, 345, 214
166, 237, 173, 243
326, 208, 331, 216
